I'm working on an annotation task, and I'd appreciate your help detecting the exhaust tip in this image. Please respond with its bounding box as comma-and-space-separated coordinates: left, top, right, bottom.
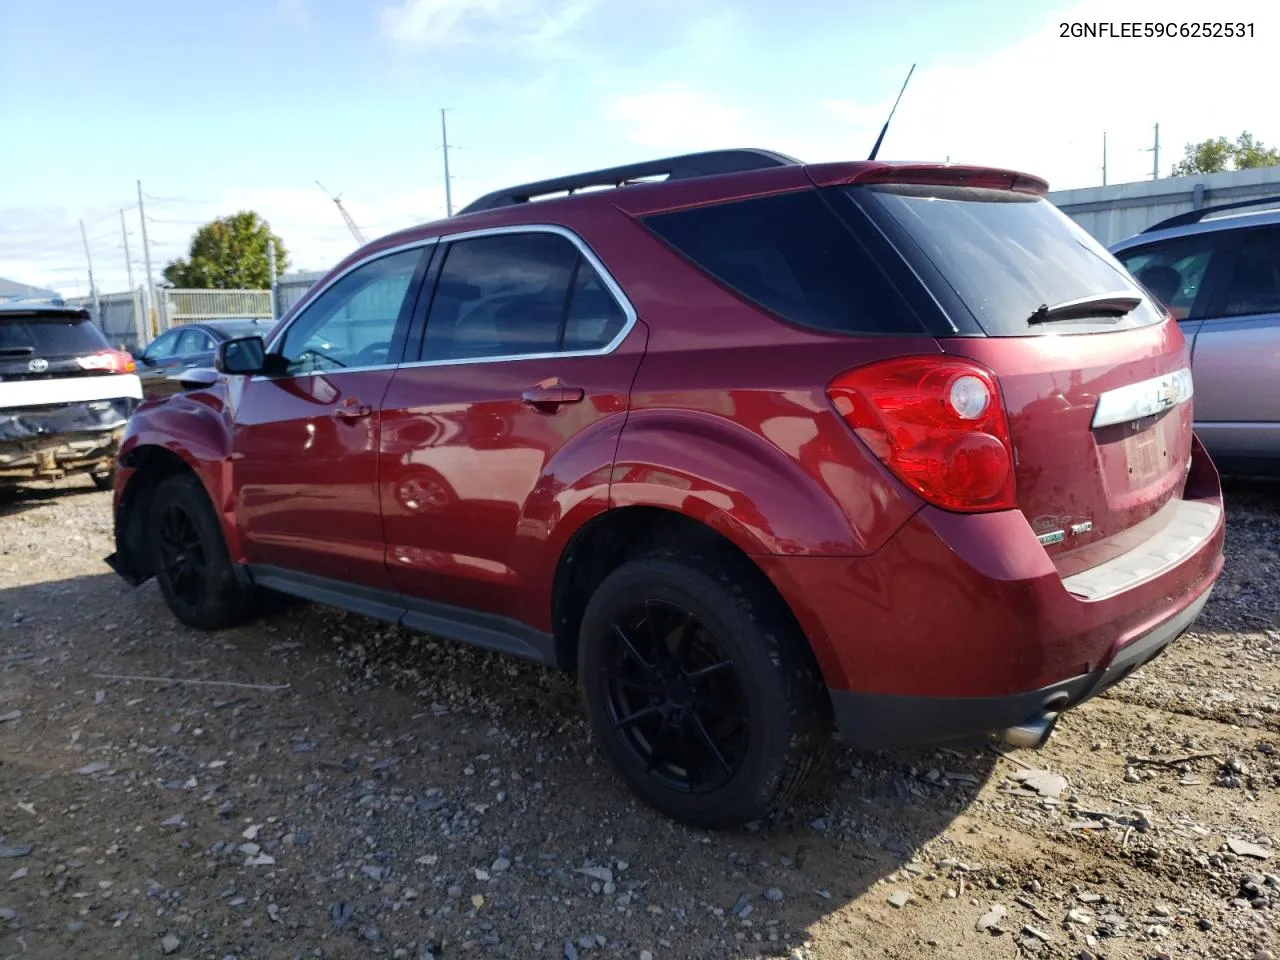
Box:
999, 713, 1059, 750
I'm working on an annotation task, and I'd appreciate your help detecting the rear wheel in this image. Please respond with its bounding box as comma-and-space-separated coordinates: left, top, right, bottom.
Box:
148, 473, 256, 630
579, 555, 827, 828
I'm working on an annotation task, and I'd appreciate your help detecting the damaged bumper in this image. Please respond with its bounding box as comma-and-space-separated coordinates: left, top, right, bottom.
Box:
0, 397, 136, 481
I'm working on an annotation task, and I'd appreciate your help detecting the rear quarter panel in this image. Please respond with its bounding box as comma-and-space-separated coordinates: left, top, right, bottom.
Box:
564, 205, 926, 557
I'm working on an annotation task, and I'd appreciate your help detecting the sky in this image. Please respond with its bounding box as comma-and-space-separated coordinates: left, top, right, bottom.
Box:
1, 0, 1277, 296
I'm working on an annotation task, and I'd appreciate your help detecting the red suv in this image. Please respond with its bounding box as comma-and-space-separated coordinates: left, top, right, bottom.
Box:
106, 150, 1225, 827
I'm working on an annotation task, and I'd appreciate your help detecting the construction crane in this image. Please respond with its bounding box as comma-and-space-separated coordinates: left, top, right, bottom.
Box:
315, 180, 367, 245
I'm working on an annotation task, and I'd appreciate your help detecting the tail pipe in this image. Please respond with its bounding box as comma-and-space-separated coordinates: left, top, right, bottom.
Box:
996, 692, 1070, 749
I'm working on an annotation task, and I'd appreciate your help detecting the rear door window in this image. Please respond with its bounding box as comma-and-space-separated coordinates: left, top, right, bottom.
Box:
420, 231, 629, 361
853, 184, 1167, 336
1219, 227, 1280, 317
642, 189, 922, 335
0, 312, 110, 358
1114, 236, 1219, 320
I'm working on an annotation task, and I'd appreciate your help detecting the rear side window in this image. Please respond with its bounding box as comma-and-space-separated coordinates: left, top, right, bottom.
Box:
0, 313, 110, 357
1114, 236, 1218, 321
856, 185, 1166, 336
1221, 227, 1280, 317
642, 189, 922, 335
563, 267, 627, 352
422, 232, 628, 362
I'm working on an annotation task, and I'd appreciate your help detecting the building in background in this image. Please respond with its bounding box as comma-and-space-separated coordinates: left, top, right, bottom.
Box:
0, 277, 61, 302
1050, 167, 1280, 247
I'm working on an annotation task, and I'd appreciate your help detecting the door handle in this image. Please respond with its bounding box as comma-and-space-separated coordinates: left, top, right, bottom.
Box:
521, 383, 585, 412
333, 402, 373, 421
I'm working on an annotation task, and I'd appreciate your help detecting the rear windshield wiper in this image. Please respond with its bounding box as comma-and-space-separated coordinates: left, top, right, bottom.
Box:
0, 346, 36, 356
1026, 292, 1143, 326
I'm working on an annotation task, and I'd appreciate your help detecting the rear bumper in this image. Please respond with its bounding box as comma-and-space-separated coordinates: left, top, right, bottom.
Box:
0, 427, 124, 481
758, 436, 1225, 749
827, 583, 1210, 749
0, 397, 134, 481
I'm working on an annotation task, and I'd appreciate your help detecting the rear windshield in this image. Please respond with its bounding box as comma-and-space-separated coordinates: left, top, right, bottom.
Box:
641, 189, 924, 335
0, 313, 110, 357
853, 185, 1166, 335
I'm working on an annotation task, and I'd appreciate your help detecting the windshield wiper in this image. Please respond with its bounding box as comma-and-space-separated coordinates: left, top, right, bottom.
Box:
1026, 292, 1143, 326
0, 346, 36, 356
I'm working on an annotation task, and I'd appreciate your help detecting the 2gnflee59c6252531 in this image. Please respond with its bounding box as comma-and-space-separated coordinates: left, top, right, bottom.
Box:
104, 149, 1225, 828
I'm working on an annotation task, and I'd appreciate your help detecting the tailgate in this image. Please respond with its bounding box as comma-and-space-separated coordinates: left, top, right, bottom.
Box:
842, 177, 1196, 576
939, 321, 1193, 576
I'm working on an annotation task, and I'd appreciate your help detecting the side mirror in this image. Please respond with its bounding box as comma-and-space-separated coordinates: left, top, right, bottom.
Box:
215, 336, 267, 375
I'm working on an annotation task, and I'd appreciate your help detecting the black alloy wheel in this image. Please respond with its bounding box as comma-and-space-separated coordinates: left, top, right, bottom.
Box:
602, 598, 748, 794
579, 554, 827, 828
155, 499, 207, 608
147, 473, 256, 630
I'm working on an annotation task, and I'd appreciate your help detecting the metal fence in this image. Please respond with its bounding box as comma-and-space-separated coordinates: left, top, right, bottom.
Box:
63, 271, 328, 355
163, 289, 272, 325
274, 271, 325, 317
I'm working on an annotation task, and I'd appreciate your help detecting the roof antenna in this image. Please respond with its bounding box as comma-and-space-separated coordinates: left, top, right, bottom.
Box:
867, 63, 916, 161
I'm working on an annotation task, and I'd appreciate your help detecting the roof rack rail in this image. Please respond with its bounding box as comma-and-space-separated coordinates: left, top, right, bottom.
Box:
457, 148, 802, 215
1143, 194, 1280, 233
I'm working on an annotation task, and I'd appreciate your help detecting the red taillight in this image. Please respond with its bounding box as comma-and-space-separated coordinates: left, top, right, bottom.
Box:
78, 350, 137, 374
827, 356, 1016, 513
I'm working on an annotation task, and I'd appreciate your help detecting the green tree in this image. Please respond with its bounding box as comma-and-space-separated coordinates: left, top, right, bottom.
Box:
1171, 136, 1233, 176
162, 211, 289, 289
1171, 131, 1280, 176
1233, 131, 1280, 170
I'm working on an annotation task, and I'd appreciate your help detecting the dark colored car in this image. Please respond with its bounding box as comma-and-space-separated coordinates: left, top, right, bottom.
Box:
105, 150, 1224, 827
1, 302, 140, 490
134, 318, 275, 398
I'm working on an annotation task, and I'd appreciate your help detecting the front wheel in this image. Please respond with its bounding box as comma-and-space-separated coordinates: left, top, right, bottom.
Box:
148, 473, 256, 630
91, 467, 115, 491
579, 555, 828, 828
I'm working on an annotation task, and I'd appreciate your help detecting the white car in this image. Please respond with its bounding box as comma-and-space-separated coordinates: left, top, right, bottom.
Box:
0, 302, 142, 491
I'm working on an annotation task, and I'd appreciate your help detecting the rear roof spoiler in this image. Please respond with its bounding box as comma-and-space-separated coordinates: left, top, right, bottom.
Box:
457, 149, 802, 215
1143, 194, 1280, 233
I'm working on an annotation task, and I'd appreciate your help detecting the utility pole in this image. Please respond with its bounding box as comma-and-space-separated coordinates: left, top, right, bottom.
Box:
79, 219, 101, 323
137, 180, 159, 336
1143, 123, 1160, 180
120, 209, 135, 292
441, 108, 454, 217
267, 240, 278, 321
1102, 131, 1108, 186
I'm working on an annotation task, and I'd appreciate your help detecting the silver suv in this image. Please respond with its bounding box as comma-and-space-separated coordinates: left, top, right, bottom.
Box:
1111, 197, 1280, 476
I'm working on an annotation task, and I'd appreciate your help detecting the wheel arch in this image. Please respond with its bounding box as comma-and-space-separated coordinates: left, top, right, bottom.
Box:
550, 506, 829, 700
114, 442, 229, 585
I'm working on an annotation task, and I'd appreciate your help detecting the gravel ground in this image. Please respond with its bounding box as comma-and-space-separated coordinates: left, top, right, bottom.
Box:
0, 478, 1277, 960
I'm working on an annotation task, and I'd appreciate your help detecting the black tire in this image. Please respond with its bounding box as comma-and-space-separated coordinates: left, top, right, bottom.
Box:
578, 554, 828, 828
91, 468, 115, 491
148, 473, 256, 630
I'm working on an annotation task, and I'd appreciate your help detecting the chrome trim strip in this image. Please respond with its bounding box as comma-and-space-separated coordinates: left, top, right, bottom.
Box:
257, 224, 637, 382
1091, 367, 1193, 429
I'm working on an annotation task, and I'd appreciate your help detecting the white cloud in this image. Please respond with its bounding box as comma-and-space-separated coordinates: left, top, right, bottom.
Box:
609, 83, 751, 152
380, 0, 595, 47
